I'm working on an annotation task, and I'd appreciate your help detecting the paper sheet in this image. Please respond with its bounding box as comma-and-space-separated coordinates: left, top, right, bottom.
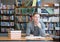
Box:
25, 36, 45, 39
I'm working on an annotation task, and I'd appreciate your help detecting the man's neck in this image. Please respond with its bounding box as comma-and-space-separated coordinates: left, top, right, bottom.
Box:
34, 22, 38, 26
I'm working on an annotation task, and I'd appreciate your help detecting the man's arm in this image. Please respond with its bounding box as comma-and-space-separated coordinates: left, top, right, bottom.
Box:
26, 23, 31, 36
39, 20, 46, 36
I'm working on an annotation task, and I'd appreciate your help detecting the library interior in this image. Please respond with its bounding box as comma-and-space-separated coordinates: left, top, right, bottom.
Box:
0, 0, 60, 42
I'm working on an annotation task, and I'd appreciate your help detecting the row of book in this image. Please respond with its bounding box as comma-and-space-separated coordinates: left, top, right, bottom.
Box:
47, 22, 60, 35
1, 28, 9, 33
15, 16, 30, 22
0, 10, 15, 14
15, 8, 35, 14
0, 22, 14, 26
0, 22, 59, 33
15, 23, 27, 33
38, 8, 59, 14
0, 7, 59, 15
1, 28, 14, 33
0, 3, 14, 9
16, 0, 42, 7
15, 7, 59, 14
44, 22, 60, 34
0, 8, 59, 14
45, 22, 60, 29
16, 0, 59, 7
42, 17, 59, 22
1, 16, 14, 20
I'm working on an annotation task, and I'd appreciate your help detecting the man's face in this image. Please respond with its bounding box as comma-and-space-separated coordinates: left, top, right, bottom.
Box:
32, 14, 40, 22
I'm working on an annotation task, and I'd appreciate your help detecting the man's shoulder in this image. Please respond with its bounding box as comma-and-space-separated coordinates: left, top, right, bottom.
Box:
27, 21, 33, 25
39, 19, 43, 23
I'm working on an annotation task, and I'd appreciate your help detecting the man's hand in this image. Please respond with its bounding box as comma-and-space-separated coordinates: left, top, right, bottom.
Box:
37, 23, 41, 28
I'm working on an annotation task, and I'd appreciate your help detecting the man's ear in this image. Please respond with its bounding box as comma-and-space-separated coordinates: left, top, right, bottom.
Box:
32, 16, 34, 20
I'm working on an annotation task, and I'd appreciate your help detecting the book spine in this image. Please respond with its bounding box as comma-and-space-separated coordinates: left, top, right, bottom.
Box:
37, 0, 41, 6
32, 0, 37, 6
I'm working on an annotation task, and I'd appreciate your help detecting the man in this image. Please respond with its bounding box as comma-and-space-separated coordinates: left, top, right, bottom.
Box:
26, 13, 47, 37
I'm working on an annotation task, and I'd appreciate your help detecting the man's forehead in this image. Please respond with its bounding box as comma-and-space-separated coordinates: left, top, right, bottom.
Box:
34, 14, 40, 17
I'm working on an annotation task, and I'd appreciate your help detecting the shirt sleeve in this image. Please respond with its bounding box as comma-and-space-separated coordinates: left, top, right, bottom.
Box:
39, 20, 46, 36
26, 23, 31, 36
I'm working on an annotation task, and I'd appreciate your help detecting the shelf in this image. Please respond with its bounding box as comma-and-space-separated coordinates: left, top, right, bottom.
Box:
43, 21, 59, 23
40, 14, 59, 16
15, 14, 59, 16
54, 6, 60, 8
0, 20, 14, 22
0, 9, 14, 10
0, 14, 14, 16
46, 30, 60, 31
15, 14, 32, 16
15, 6, 60, 8
15, 22, 29, 23
15, 6, 55, 8
0, 32, 8, 33
0, 26, 14, 28
15, 6, 37, 8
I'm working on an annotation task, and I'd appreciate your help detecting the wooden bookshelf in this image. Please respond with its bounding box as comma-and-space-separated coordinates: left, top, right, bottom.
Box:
0, 4, 15, 33
0, 0, 59, 38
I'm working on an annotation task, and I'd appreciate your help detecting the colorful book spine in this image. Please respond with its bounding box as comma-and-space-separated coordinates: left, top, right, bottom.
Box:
37, 8, 41, 14
26, 16, 28, 22
16, 23, 20, 30
22, 16, 26, 22
25, 0, 32, 6
1, 22, 10, 26
46, 8, 54, 14
10, 16, 14, 20
32, 0, 37, 6
37, 0, 41, 6
22, 8, 27, 14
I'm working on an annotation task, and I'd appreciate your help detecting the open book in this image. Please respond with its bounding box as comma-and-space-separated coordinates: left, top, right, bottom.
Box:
25, 36, 45, 39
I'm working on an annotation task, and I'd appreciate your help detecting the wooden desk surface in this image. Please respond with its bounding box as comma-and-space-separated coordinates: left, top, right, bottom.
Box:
0, 37, 53, 40
0, 33, 53, 40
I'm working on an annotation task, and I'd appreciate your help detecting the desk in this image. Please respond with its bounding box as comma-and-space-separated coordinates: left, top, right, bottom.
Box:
0, 33, 53, 40
0, 37, 53, 40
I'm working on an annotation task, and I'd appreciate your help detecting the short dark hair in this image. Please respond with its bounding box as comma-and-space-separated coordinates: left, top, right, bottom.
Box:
33, 12, 39, 16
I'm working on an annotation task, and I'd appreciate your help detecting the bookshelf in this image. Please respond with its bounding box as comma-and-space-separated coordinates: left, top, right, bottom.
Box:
41, 6, 59, 36
0, 3, 15, 33
15, 0, 60, 36
15, 0, 35, 33
0, 0, 59, 37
